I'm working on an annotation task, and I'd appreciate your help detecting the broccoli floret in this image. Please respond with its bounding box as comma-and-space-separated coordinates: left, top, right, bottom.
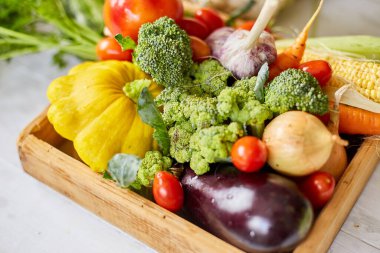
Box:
265, 69, 329, 115
217, 76, 273, 135
161, 101, 186, 126
183, 96, 224, 130
155, 84, 205, 107
189, 122, 244, 175
192, 59, 232, 96
134, 17, 193, 87
136, 151, 172, 187
168, 121, 195, 163
234, 77, 257, 92
161, 88, 224, 129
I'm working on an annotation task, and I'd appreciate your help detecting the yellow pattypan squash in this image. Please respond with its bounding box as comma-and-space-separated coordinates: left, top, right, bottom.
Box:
47, 60, 162, 172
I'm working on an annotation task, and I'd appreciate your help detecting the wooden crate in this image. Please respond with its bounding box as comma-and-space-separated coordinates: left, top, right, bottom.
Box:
17, 109, 379, 253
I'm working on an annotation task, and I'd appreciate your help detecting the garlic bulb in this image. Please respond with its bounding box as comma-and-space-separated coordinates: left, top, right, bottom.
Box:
217, 0, 279, 79
205, 27, 235, 59
220, 30, 276, 78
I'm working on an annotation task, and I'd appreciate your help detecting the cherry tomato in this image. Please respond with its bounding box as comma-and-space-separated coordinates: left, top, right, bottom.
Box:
96, 37, 133, 61
104, 0, 183, 42
177, 18, 210, 39
299, 171, 335, 209
298, 60, 333, 87
237, 20, 271, 33
194, 8, 224, 33
190, 36, 211, 62
231, 136, 267, 173
153, 171, 184, 212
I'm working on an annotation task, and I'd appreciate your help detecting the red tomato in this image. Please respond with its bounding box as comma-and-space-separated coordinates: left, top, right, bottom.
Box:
153, 171, 184, 212
299, 171, 335, 209
177, 18, 210, 39
104, 0, 183, 42
96, 37, 133, 61
194, 8, 224, 33
299, 60, 333, 87
190, 36, 211, 62
237, 20, 271, 33
231, 136, 267, 173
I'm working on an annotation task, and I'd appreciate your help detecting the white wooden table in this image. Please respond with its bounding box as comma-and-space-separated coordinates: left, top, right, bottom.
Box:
0, 0, 380, 252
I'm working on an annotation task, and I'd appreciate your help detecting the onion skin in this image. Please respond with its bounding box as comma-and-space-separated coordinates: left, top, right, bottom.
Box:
319, 143, 347, 181
263, 111, 335, 176
319, 105, 348, 181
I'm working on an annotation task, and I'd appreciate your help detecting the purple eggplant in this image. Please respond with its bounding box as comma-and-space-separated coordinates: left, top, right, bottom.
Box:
181, 166, 313, 253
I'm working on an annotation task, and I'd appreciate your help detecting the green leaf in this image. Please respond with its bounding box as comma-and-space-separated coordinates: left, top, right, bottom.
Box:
115, 34, 136, 51
138, 88, 170, 155
52, 51, 68, 68
103, 171, 113, 180
249, 122, 265, 138
0, 0, 102, 64
254, 62, 269, 103
107, 154, 141, 188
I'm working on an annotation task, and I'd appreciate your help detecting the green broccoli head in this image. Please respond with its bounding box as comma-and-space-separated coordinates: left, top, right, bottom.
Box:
161, 101, 186, 126
182, 96, 224, 130
134, 17, 193, 87
217, 77, 273, 132
189, 122, 244, 175
168, 121, 195, 163
264, 69, 329, 115
192, 59, 232, 96
155, 84, 205, 107
136, 151, 172, 187
233, 77, 257, 94
160, 87, 224, 129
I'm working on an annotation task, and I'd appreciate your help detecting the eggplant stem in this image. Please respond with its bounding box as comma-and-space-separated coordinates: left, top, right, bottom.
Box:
243, 0, 280, 49
332, 135, 349, 147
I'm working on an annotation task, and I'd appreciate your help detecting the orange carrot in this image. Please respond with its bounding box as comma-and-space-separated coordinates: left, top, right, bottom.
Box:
338, 103, 380, 135
269, 0, 324, 79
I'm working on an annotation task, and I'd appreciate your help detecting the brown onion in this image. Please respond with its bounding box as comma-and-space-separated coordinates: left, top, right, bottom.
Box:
263, 111, 347, 177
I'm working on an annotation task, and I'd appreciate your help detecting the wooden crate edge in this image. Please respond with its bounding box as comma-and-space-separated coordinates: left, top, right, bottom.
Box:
294, 139, 380, 253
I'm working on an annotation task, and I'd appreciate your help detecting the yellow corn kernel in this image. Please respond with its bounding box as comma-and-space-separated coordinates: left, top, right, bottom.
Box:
302, 51, 380, 103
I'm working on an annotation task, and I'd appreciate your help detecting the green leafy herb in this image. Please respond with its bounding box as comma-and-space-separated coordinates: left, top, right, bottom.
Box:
107, 154, 141, 188
103, 171, 113, 180
115, 34, 137, 51
138, 88, 170, 155
0, 0, 103, 65
254, 62, 269, 103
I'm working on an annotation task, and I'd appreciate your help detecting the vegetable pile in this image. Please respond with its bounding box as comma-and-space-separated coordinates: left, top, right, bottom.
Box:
7, 0, 380, 252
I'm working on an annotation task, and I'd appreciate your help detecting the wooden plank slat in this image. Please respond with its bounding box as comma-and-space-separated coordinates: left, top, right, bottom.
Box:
329, 231, 380, 253
17, 110, 380, 253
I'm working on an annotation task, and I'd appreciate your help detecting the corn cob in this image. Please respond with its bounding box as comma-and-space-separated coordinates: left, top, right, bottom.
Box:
302, 50, 380, 103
